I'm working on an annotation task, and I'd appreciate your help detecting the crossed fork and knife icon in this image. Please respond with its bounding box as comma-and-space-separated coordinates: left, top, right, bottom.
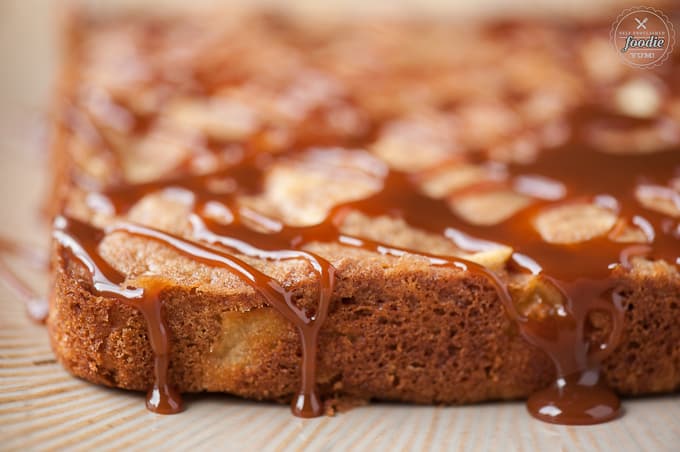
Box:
634, 17, 648, 30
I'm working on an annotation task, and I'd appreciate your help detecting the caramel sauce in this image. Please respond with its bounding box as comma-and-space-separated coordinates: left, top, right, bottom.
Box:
53, 217, 181, 413
0, 238, 49, 322
46, 14, 680, 424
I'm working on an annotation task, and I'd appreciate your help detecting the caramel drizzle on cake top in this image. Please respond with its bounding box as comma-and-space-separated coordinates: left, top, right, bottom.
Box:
40, 13, 680, 424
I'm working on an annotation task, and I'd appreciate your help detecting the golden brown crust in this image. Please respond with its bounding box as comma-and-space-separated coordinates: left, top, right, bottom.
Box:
49, 242, 680, 404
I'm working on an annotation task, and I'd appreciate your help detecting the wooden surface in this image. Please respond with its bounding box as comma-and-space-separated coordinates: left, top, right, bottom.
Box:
0, 1, 679, 450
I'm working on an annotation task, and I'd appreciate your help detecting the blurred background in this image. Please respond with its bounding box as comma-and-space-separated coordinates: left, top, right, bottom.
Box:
0, 0, 663, 129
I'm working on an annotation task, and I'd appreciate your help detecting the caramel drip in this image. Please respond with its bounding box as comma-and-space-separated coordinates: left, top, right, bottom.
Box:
54, 215, 339, 417
52, 216, 181, 413
0, 237, 49, 322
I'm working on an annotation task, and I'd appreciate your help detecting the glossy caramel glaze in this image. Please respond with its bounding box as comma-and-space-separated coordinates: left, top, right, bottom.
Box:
47, 11, 680, 423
